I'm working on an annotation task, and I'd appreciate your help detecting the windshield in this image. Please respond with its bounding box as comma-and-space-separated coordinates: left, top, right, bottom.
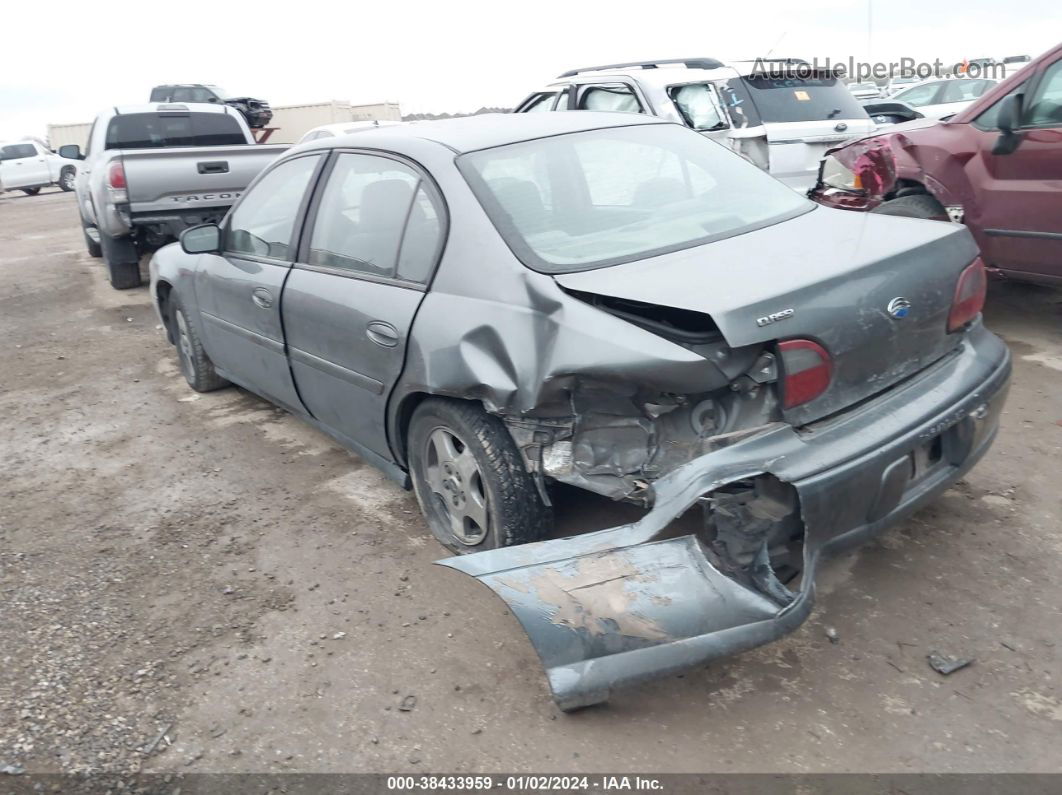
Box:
459, 124, 812, 273
105, 112, 246, 149
740, 74, 868, 122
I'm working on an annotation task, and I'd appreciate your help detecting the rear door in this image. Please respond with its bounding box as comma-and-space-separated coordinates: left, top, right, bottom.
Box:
971, 58, 1062, 279
1, 142, 50, 188
282, 151, 444, 459
193, 153, 324, 410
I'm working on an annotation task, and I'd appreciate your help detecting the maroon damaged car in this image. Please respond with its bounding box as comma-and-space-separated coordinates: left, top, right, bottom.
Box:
811, 42, 1062, 285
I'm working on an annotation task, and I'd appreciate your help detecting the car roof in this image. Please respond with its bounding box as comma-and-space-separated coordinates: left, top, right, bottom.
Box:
111, 102, 233, 115
297, 111, 670, 155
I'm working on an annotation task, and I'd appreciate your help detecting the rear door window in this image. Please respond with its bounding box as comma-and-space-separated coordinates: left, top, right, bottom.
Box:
740, 74, 868, 121
105, 112, 246, 149
578, 84, 644, 113
1, 143, 37, 160
521, 93, 559, 113
668, 83, 728, 130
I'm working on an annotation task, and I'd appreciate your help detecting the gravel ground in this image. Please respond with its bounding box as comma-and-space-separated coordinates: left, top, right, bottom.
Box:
1, 189, 1061, 782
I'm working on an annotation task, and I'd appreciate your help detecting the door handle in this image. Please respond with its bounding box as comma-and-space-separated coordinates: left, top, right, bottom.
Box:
251, 287, 273, 308
366, 321, 399, 347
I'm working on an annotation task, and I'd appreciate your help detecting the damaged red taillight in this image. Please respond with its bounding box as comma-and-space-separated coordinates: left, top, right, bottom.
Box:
947, 257, 987, 333
778, 339, 833, 409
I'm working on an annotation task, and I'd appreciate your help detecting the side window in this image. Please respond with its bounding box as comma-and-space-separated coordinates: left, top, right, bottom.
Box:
1025, 60, 1062, 127
554, 88, 571, 111
1, 143, 37, 160
578, 84, 644, 113
226, 155, 321, 259
941, 79, 991, 104
396, 186, 443, 283
668, 83, 728, 131
973, 80, 1027, 130
171, 87, 193, 102
522, 93, 558, 113
308, 154, 421, 279
190, 87, 216, 103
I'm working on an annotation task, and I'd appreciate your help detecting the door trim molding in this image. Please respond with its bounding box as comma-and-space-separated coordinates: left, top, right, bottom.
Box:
288, 346, 385, 395
984, 228, 1062, 241
201, 311, 285, 354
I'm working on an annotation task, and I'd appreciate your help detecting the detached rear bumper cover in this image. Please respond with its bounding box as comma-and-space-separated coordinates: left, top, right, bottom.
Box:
439, 323, 1010, 709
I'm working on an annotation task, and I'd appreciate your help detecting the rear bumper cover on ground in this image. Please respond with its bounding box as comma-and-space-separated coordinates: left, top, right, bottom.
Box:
439, 323, 1011, 709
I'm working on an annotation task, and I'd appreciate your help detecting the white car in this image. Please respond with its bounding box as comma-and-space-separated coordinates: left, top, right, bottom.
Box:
297, 120, 403, 144
848, 82, 882, 100
889, 76, 998, 120
0, 140, 79, 195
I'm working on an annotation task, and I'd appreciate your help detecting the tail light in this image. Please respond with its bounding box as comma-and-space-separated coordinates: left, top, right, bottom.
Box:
947, 257, 987, 332
107, 161, 127, 189
778, 339, 833, 409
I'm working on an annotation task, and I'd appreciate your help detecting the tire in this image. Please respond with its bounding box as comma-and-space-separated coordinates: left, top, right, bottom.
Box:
408, 398, 552, 554
871, 194, 949, 221
58, 167, 76, 192
171, 296, 229, 393
99, 232, 142, 289
82, 224, 102, 258
21, 187, 41, 196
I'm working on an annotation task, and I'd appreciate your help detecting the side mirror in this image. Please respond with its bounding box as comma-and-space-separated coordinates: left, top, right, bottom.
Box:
992, 94, 1024, 155
58, 144, 83, 160
180, 223, 221, 255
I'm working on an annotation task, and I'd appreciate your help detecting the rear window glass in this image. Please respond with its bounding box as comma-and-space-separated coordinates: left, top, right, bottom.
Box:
459, 124, 811, 273
740, 75, 869, 123
105, 112, 245, 150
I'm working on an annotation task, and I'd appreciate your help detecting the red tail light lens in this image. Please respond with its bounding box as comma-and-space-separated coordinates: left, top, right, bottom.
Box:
948, 257, 987, 332
107, 161, 127, 190
778, 339, 833, 409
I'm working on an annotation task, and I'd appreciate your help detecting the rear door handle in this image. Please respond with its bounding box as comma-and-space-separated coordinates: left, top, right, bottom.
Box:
197, 160, 229, 174
251, 287, 273, 308
366, 321, 399, 347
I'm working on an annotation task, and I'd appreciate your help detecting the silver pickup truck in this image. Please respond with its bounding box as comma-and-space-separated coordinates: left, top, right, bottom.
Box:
59, 103, 286, 289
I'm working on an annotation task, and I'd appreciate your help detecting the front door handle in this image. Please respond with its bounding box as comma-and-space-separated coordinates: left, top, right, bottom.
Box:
366, 321, 399, 347
251, 287, 273, 308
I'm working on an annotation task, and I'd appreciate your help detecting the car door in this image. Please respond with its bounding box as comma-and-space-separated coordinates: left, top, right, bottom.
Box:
971, 58, 1062, 279
193, 153, 324, 410
282, 151, 444, 460
1, 143, 50, 188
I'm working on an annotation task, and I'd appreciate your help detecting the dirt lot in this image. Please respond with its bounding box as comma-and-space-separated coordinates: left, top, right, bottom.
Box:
2, 188, 1061, 779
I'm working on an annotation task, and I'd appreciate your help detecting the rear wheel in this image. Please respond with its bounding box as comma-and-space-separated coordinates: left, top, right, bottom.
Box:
21, 187, 41, 196
171, 296, 229, 393
871, 194, 949, 220
59, 167, 76, 192
99, 232, 141, 289
408, 399, 552, 554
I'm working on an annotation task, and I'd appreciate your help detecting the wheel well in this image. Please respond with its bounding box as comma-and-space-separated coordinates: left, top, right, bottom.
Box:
887, 179, 931, 200
391, 392, 431, 469
156, 281, 176, 345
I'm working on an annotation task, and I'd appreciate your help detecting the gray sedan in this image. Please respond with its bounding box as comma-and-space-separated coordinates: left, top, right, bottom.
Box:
150, 112, 1010, 709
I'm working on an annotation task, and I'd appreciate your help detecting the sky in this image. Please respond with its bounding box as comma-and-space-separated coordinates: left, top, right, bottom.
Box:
1, 0, 1059, 141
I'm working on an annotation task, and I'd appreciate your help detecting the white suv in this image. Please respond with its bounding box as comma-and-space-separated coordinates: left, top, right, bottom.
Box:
515, 58, 875, 192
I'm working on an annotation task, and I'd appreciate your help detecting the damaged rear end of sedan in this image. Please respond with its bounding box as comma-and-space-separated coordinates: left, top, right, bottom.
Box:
413, 118, 1010, 710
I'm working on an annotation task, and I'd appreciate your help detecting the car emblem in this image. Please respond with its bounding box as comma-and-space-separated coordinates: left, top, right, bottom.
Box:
887, 297, 912, 319
756, 308, 795, 327
834, 122, 848, 132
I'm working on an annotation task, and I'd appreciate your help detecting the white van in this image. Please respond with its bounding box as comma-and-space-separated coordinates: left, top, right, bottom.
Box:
515, 58, 875, 192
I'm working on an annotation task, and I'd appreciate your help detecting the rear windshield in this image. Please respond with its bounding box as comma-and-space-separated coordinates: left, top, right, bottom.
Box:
105, 112, 245, 150
459, 124, 811, 273
740, 75, 869, 123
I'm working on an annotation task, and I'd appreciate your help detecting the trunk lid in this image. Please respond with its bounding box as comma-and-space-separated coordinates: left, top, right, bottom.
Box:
554, 207, 979, 425
763, 118, 876, 191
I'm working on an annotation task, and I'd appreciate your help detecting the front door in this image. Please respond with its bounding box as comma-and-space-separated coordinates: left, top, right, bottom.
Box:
194, 153, 323, 410
282, 151, 444, 459
1, 142, 50, 189
972, 58, 1062, 279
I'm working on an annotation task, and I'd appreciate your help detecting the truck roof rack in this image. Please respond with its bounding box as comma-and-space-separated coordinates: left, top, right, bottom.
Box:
558, 58, 725, 78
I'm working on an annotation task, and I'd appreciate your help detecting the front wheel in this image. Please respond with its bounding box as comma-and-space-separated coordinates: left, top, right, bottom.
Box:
59, 167, 76, 192
171, 296, 229, 393
408, 399, 552, 554
871, 194, 949, 220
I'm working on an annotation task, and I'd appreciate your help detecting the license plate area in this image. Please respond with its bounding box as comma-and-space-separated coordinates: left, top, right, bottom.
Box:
910, 433, 946, 484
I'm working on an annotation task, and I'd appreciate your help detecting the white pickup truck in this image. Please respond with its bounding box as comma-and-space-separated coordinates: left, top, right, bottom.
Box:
0, 140, 79, 195
60, 103, 286, 289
